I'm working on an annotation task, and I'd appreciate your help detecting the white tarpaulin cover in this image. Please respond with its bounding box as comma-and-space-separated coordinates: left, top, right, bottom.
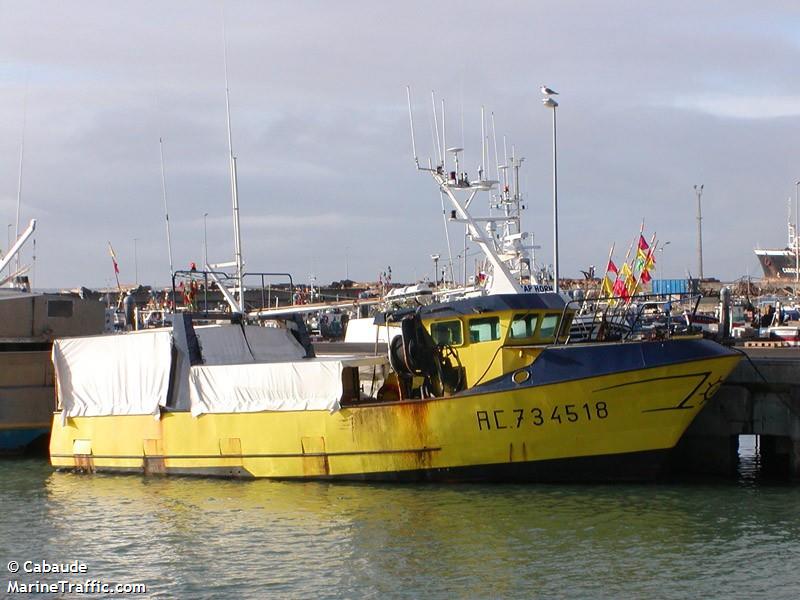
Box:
53, 329, 173, 420
169, 324, 309, 411
189, 357, 364, 416
194, 324, 306, 365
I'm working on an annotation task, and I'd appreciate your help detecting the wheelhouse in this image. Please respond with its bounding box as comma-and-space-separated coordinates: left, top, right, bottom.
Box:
417, 293, 574, 389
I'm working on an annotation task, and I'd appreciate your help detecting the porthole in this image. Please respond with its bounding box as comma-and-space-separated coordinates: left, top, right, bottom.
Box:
512, 369, 530, 385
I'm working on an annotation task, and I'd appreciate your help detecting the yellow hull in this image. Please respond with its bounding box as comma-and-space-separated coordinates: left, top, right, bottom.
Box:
50, 352, 740, 482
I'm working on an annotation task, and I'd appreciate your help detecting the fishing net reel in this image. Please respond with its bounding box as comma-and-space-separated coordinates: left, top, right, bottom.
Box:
387, 312, 464, 398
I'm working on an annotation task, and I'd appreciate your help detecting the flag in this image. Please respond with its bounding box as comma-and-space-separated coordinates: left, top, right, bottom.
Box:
601, 275, 614, 297
108, 242, 120, 274
632, 235, 649, 272
620, 262, 638, 296
635, 249, 647, 272
638, 244, 657, 284
645, 251, 656, 272
600, 259, 618, 298
613, 278, 630, 300
612, 273, 629, 300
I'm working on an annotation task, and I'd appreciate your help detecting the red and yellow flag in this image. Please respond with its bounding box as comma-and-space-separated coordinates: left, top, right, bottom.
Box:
601, 259, 618, 297
108, 242, 120, 274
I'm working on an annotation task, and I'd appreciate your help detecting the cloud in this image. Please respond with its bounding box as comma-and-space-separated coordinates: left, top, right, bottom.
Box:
668, 95, 800, 119
2, 1, 800, 287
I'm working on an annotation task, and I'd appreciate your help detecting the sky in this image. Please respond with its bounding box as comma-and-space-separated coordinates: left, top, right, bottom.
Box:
1, 1, 799, 289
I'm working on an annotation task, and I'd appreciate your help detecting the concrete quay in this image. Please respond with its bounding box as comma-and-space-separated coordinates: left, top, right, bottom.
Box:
672, 347, 800, 478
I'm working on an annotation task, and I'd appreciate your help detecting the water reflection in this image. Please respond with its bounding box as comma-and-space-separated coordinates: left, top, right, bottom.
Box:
0, 459, 799, 599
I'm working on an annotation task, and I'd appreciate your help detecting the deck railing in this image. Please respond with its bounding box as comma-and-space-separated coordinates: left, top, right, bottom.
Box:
559, 292, 704, 344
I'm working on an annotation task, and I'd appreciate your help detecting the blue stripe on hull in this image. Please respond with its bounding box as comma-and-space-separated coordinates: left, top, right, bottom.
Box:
472, 338, 737, 393
0, 428, 49, 454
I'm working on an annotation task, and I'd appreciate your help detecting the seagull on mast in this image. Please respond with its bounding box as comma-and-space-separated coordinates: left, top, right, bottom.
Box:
540, 85, 558, 96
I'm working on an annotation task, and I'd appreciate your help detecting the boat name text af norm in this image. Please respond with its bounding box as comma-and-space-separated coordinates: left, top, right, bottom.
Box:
476, 402, 609, 431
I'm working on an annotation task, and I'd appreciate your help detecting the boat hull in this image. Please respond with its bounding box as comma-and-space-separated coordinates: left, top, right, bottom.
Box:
0, 427, 50, 455
50, 344, 740, 482
755, 248, 799, 279
0, 350, 56, 455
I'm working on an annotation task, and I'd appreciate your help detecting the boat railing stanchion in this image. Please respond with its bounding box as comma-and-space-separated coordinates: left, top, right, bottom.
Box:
260, 274, 266, 314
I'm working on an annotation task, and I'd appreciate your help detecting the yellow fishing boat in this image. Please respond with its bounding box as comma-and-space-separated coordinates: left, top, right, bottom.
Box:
49, 293, 740, 481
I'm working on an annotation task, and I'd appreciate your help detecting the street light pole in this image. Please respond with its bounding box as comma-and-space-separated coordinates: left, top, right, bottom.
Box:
542, 93, 559, 293
203, 213, 209, 268
694, 184, 704, 280
794, 181, 799, 295
659, 241, 671, 281
133, 238, 139, 286
5, 224, 11, 280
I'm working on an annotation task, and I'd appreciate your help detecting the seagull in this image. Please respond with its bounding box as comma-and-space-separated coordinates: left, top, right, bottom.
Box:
540, 85, 558, 96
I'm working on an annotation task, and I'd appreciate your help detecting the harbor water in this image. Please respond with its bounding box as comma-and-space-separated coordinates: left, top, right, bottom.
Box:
2, 438, 800, 599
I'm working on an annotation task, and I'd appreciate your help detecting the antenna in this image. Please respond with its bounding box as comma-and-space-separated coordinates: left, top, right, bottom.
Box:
491, 112, 499, 182
441, 98, 446, 171
431, 90, 442, 165
406, 86, 419, 167
159, 137, 175, 276
459, 80, 466, 171
480, 106, 486, 181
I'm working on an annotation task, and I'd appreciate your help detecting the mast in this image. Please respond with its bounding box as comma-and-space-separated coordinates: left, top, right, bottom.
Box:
407, 88, 542, 294
435, 169, 522, 294
15, 91, 27, 274
159, 137, 175, 276
223, 22, 244, 308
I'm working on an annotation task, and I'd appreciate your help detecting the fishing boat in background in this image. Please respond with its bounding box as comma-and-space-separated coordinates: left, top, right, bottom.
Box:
0, 220, 106, 454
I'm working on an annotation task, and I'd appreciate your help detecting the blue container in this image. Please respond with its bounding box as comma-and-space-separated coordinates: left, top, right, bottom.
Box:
651, 278, 689, 295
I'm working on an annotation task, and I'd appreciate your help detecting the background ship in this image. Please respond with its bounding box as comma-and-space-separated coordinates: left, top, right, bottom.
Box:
755, 201, 800, 279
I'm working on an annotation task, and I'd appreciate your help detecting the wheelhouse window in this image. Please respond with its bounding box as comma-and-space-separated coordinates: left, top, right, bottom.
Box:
468, 316, 500, 343
539, 314, 561, 340
430, 320, 463, 346
47, 300, 73, 318
510, 313, 540, 339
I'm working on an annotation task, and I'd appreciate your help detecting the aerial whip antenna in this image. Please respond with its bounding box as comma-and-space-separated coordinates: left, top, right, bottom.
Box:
480, 106, 486, 181
431, 90, 442, 166
491, 112, 500, 182
441, 98, 447, 170
406, 86, 419, 167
